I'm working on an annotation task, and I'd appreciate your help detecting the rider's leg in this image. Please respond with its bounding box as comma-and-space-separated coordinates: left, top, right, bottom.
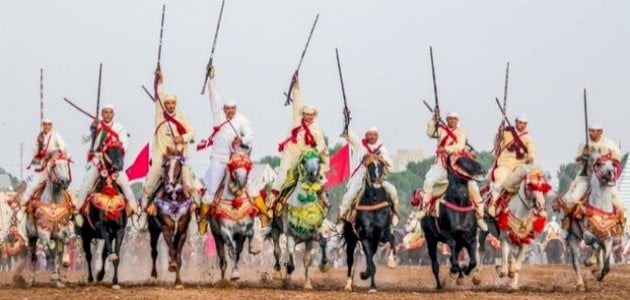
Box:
339, 177, 362, 221
19, 172, 47, 206
142, 156, 164, 210
116, 172, 140, 213
468, 181, 488, 232
77, 163, 99, 210
561, 176, 589, 230
383, 181, 400, 226
488, 166, 510, 217
417, 164, 446, 220
199, 159, 225, 235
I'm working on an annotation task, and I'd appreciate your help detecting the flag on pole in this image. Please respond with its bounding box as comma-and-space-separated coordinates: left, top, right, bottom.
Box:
324, 143, 351, 189
125, 142, 150, 182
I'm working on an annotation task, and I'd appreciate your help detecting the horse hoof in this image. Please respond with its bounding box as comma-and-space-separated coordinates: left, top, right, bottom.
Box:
319, 263, 331, 273
360, 271, 370, 280
13, 276, 27, 287
344, 278, 353, 291
508, 271, 515, 279
456, 277, 464, 286
175, 284, 184, 290
108, 253, 119, 262
149, 276, 158, 284
576, 282, 586, 292
585, 256, 597, 267
449, 272, 458, 280
304, 282, 313, 290
387, 257, 398, 269
368, 288, 377, 293
472, 276, 481, 286
272, 271, 282, 281
231, 270, 240, 281
168, 262, 177, 273
55, 281, 66, 288
112, 284, 121, 290
510, 283, 520, 291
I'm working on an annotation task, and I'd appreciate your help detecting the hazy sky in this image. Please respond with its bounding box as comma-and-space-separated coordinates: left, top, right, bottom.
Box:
1, 0, 629, 188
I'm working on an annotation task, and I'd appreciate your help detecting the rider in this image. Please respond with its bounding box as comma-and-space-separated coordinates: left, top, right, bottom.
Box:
487, 113, 537, 217
198, 66, 254, 235
337, 126, 400, 226
75, 104, 144, 226
141, 68, 196, 212
266, 73, 330, 218
19, 119, 67, 206
416, 110, 488, 231
561, 124, 624, 230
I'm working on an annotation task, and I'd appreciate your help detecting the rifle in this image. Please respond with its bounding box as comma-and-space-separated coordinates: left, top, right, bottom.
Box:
39, 68, 44, 127
284, 14, 320, 106
494, 97, 527, 159
89, 63, 103, 154
63, 97, 98, 120
429, 46, 439, 138
580, 89, 589, 176
493, 62, 510, 153
200, 0, 226, 95
422, 100, 476, 152
335, 48, 351, 134
155, 4, 166, 73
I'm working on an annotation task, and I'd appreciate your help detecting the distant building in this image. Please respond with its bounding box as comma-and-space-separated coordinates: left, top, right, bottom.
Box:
391, 149, 426, 172
619, 160, 630, 218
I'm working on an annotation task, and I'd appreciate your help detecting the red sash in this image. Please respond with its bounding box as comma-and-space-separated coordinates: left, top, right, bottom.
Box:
350, 141, 383, 177
196, 119, 231, 151
278, 120, 316, 152
155, 112, 188, 137
438, 124, 458, 147
87, 122, 121, 162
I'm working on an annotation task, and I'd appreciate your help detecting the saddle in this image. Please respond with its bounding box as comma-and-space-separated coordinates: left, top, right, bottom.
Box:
26, 190, 75, 232
411, 182, 448, 217
212, 198, 258, 221
497, 209, 546, 246
86, 193, 130, 221
571, 198, 624, 240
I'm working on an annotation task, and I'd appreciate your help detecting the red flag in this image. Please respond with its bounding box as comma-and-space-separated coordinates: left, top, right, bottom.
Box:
125, 143, 150, 182
324, 143, 351, 189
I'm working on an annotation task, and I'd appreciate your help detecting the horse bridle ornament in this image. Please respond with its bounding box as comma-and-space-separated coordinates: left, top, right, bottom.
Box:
446, 150, 477, 181
591, 152, 621, 184
363, 153, 387, 187
47, 151, 72, 187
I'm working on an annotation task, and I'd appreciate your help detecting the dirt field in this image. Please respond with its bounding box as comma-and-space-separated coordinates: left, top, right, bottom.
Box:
1, 263, 629, 300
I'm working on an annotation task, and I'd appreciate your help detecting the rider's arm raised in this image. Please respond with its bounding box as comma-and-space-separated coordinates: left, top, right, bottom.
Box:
291, 74, 302, 127
207, 69, 223, 122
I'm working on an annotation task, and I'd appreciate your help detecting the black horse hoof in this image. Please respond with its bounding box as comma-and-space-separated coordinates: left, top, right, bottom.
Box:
360, 271, 370, 280
287, 264, 295, 275
97, 271, 105, 282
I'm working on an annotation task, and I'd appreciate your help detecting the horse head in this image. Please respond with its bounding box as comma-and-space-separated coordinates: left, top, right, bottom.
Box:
521, 168, 552, 212
227, 152, 252, 189
363, 153, 388, 188
300, 148, 321, 183
47, 150, 72, 190
446, 151, 485, 184
590, 152, 620, 188
100, 137, 125, 173
162, 147, 185, 197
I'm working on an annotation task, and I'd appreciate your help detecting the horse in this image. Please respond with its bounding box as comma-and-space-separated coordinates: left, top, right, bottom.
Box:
420, 151, 485, 290
208, 151, 259, 282
148, 148, 194, 288
14, 150, 74, 288
476, 167, 551, 289
78, 138, 128, 289
270, 148, 329, 290
564, 152, 623, 291
342, 153, 396, 293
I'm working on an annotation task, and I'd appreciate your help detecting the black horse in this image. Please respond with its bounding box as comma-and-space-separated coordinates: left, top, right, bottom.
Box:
343, 153, 396, 292
421, 153, 484, 290
78, 140, 128, 288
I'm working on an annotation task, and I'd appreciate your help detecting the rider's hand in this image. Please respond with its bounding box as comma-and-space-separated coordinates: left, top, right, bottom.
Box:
525, 155, 534, 164
174, 136, 184, 144
154, 68, 163, 84
292, 72, 300, 88
90, 120, 99, 130
232, 136, 242, 147
207, 64, 215, 79
581, 146, 591, 157
433, 108, 440, 121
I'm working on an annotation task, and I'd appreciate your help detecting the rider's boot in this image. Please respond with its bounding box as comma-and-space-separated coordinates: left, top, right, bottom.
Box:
253, 195, 271, 236
197, 202, 211, 235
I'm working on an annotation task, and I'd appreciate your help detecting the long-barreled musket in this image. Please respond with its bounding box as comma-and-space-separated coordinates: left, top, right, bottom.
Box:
335, 48, 351, 134
493, 62, 510, 153
156, 4, 166, 73
89, 63, 103, 154
422, 100, 476, 152
39, 68, 44, 127
429, 47, 439, 133
63, 97, 98, 120
580, 88, 589, 176
200, 0, 226, 95
494, 97, 528, 159
284, 14, 319, 106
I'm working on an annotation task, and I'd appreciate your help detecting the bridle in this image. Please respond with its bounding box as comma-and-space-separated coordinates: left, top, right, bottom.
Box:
363, 154, 387, 188
446, 151, 478, 181
591, 152, 620, 185
518, 169, 551, 210
162, 155, 185, 198
47, 151, 72, 188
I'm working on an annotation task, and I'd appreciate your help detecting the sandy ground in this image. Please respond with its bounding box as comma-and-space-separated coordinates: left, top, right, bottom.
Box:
1, 262, 629, 300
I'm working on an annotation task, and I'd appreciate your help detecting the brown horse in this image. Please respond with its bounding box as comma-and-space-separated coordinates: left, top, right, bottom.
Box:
148, 149, 193, 288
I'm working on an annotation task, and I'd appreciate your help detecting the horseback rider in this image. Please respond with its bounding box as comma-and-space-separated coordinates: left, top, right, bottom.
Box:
337, 126, 400, 226
266, 73, 330, 218
561, 124, 624, 230
19, 119, 67, 206
487, 113, 537, 217
141, 69, 196, 212
416, 110, 488, 231
197, 66, 254, 234
75, 104, 145, 226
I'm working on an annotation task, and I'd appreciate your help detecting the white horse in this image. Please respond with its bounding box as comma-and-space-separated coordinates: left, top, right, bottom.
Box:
566, 152, 622, 291
270, 148, 329, 290
208, 151, 258, 282
14, 150, 74, 288
476, 167, 551, 289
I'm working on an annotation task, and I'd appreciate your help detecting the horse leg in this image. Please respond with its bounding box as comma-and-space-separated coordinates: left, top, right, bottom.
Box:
285, 236, 296, 277
453, 243, 465, 285
497, 235, 510, 278
149, 226, 160, 281
161, 225, 178, 273
426, 237, 442, 290
303, 240, 314, 290
509, 245, 527, 290
231, 233, 245, 281
568, 234, 586, 291
448, 240, 461, 280
174, 220, 188, 288
473, 232, 487, 286
111, 226, 124, 289
359, 239, 377, 292
97, 221, 116, 262
52, 235, 65, 288
596, 239, 613, 281
82, 236, 94, 283
464, 236, 478, 277
344, 226, 358, 291
97, 241, 108, 282
271, 228, 282, 281
318, 233, 330, 272
385, 228, 397, 269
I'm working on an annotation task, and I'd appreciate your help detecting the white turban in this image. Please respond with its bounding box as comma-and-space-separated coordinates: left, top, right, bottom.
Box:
367, 126, 379, 133
102, 104, 115, 111
302, 105, 318, 115
163, 93, 178, 102
224, 100, 237, 107
42, 118, 53, 124
589, 124, 603, 130
446, 111, 459, 118
515, 113, 528, 122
